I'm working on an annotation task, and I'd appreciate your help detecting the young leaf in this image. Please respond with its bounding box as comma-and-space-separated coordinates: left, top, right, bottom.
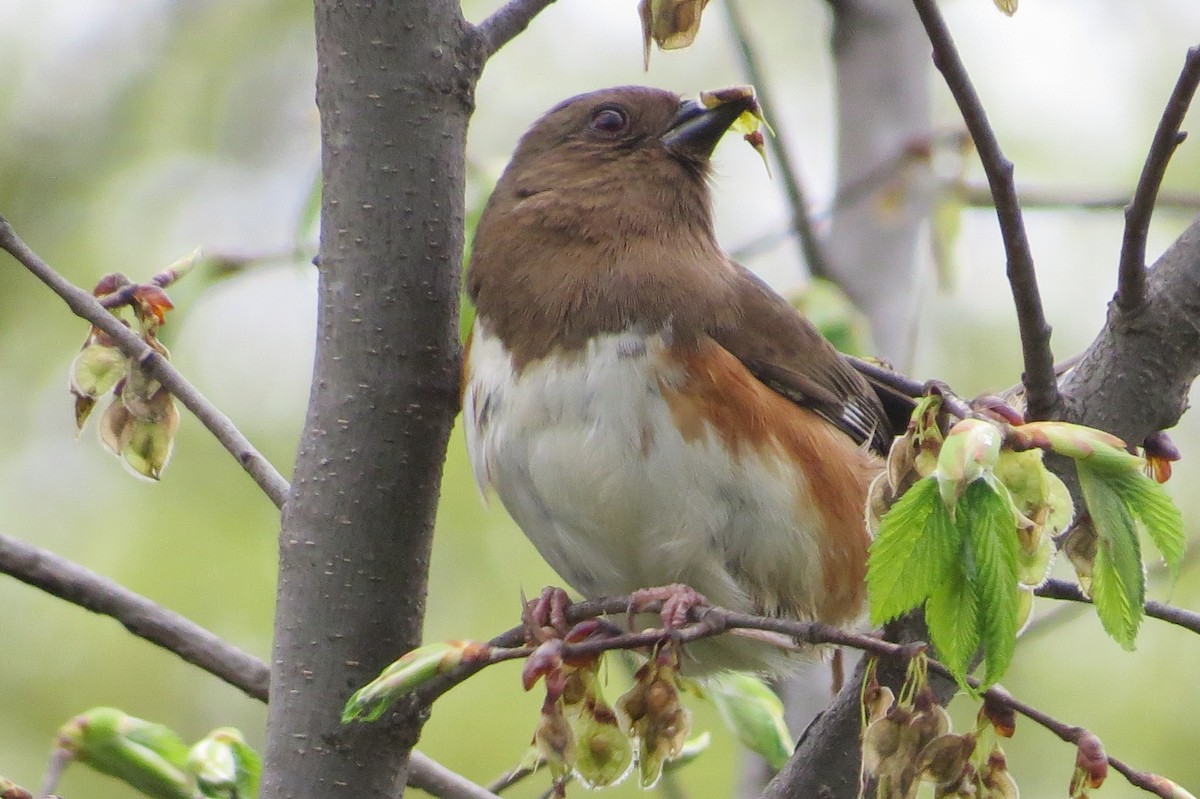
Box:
342, 641, 485, 723
704, 672, 793, 770
54, 708, 193, 799
1077, 464, 1144, 649
188, 728, 260, 799
925, 539, 980, 685
961, 482, 1019, 685
1110, 469, 1186, 576
868, 478, 961, 625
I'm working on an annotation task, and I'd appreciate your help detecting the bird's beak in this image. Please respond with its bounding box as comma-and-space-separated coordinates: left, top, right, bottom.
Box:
660, 92, 757, 159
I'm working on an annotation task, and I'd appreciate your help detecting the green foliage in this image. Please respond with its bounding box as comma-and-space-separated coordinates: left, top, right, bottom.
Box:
871, 479, 1017, 689
48, 708, 260, 799
188, 727, 261, 799
701, 673, 793, 770
867, 478, 959, 625
871, 413, 1188, 687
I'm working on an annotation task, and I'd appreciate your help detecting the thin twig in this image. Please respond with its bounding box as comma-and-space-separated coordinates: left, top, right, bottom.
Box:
979, 684, 1184, 799
404, 593, 1178, 799
1035, 578, 1200, 636
723, 0, 830, 279
0, 531, 499, 799
733, 183, 1200, 262
407, 754, 508, 799
1117, 46, 1200, 314
911, 0, 1060, 422
958, 182, 1200, 213
474, 0, 559, 59
0, 215, 290, 509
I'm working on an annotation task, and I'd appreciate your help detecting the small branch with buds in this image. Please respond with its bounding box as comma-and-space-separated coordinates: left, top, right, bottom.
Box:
0, 531, 500, 799
379, 592, 1183, 799
0, 215, 290, 509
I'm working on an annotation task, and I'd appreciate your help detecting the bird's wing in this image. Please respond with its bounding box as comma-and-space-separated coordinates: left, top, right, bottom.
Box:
710, 265, 892, 454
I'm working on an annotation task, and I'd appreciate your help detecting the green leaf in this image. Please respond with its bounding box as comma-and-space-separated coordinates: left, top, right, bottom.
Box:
1078, 463, 1144, 649
961, 481, 1019, 685
704, 673, 793, 769
868, 478, 961, 625
1112, 469, 1186, 576
993, 0, 1017, 16
925, 541, 980, 687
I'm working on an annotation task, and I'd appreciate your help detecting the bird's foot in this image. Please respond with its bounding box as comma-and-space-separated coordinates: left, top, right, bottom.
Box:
522, 585, 572, 643
627, 583, 710, 632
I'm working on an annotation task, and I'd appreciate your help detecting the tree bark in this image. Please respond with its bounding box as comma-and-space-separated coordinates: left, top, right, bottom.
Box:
1060, 216, 1200, 442
261, 3, 480, 797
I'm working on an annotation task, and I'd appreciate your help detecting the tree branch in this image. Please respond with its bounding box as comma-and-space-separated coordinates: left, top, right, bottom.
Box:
1036, 578, 1200, 636
0, 531, 501, 799
474, 0, 559, 60
1058, 215, 1200, 443
0, 532, 270, 701
957, 182, 1200, 213
911, 0, 1060, 421
1117, 46, 1200, 314
980, 684, 1184, 799
723, 0, 830, 280
0, 216, 290, 510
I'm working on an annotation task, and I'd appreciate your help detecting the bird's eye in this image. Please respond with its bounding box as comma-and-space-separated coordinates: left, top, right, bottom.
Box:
589, 106, 629, 134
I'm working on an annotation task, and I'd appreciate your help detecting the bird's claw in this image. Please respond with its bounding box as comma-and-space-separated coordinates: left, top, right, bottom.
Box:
523, 586, 572, 643
627, 583, 710, 632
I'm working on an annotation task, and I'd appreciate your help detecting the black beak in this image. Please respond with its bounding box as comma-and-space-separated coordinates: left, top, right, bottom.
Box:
660, 95, 755, 158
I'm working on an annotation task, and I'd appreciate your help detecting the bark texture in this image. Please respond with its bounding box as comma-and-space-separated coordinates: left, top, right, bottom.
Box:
262, 3, 481, 797
1060, 216, 1200, 442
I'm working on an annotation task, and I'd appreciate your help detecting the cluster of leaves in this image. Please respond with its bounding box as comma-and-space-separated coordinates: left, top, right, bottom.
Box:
69, 253, 198, 480
42, 707, 259, 799
867, 395, 1185, 688
862, 657, 1020, 799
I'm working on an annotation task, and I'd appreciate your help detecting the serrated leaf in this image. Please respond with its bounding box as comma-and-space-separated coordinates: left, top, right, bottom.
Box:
1078, 464, 1144, 649
704, 673, 793, 769
1110, 470, 1186, 576
961, 482, 1019, 685
925, 538, 980, 685
869, 479, 961, 626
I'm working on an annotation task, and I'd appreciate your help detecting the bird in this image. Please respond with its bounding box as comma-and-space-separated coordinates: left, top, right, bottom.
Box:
462, 85, 893, 674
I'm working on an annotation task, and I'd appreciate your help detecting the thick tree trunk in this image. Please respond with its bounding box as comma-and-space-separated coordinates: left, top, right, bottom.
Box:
261, 3, 479, 797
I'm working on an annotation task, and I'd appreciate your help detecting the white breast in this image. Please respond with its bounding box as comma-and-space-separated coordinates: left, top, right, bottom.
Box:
464, 321, 828, 631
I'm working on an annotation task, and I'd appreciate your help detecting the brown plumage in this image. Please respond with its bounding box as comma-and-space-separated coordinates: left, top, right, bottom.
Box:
463, 85, 891, 674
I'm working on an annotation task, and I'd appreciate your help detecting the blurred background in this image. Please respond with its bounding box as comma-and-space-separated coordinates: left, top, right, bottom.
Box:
0, 0, 1197, 796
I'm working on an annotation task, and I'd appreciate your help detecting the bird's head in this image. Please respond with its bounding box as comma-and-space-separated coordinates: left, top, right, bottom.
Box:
473, 86, 757, 248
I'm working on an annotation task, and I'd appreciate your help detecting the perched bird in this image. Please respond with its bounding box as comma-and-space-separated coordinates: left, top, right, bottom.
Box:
463, 86, 892, 674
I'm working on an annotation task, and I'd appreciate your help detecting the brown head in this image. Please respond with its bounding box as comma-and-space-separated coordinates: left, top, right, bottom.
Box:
467, 86, 758, 366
